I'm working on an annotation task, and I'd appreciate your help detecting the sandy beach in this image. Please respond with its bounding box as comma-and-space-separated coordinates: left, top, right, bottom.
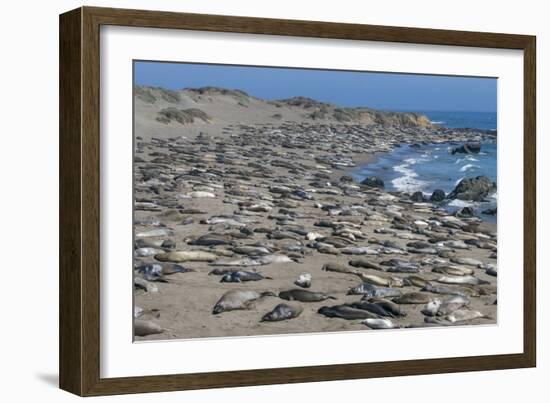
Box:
133, 86, 497, 341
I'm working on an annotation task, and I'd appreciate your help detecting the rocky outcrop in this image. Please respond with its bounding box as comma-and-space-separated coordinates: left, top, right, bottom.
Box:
361, 176, 385, 189
456, 206, 475, 218
430, 189, 446, 202
448, 176, 496, 201
410, 191, 425, 202
451, 142, 481, 155
330, 108, 432, 127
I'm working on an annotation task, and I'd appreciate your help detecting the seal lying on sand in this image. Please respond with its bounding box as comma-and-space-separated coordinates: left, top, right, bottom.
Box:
220, 270, 272, 282
136, 263, 194, 282
279, 289, 336, 302
393, 292, 432, 304
362, 318, 396, 329
261, 303, 303, 322
322, 263, 356, 274
210, 254, 292, 266
347, 283, 402, 298
212, 290, 275, 314
318, 304, 378, 320
365, 297, 406, 317
294, 273, 312, 288
154, 250, 218, 262
349, 301, 399, 318
436, 275, 489, 286
134, 319, 164, 336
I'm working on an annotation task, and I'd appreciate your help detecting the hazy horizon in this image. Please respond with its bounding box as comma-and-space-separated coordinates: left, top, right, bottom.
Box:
134, 61, 497, 113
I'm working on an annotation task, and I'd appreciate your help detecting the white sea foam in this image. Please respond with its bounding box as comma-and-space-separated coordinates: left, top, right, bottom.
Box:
448, 199, 476, 208
391, 162, 430, 192
431, 120, 446, 124
459, 164, 481, 173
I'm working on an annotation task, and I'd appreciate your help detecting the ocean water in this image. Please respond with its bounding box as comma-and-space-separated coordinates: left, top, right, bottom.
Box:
353, 143, 496, 193
353, 143, 497, 221
420, 110, 497, 131
353, 111, 497, 221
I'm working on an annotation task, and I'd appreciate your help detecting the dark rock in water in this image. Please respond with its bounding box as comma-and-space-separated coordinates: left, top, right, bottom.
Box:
456, 206, 475, 217
340, 175, 354, 183
410, 191, 425, 202
430, 189, 446, 202
482, 207, 497, 215
448, 175, 496, 201
451, 142, 481, 155
361, 176, 385, 189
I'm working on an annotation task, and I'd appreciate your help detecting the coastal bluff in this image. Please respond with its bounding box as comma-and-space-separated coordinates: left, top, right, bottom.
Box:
134, 86, 433, 139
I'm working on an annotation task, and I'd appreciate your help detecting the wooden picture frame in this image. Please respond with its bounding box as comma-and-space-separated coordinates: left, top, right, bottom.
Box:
59, 6, 536, 396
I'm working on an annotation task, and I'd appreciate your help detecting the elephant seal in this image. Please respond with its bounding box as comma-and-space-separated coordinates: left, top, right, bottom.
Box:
322, 263, 355, 274
279, 289, 336, 302
348, 301, 396, 318
232, 245, 272, 256
134, 247, 165, 257
188, 234, 234, 246
348, 283, 402, 298
437, 295, 470, 316
364, 297, 406, 317
450, 257, 483, 267
136, 228, 173, 238
436, 275, 489, 286
261, 303, 303, 322
403, 275, 432, 288
348, 259, 384, 271
294, 273, 312, 288
134, 277, 158, 293
220, 271, 272, 282
421, 284, 468, 297
480, 263, 497, 277
134, 319, 164, 336
445, 309, 485, 323
393, 292, 432, 304
136, 263, 194, 282
212, 290, 275, 314
155, 250, 218, 262
432, 264, 474, 276
347, 282, 376, 296
135, 238, 171, 249
422, 295, 470, 317
353, 272, 404, 288
318, 305, 379, 320
210, 254, 292, 267
421, 299, 442, 316
362, 318, 396, 329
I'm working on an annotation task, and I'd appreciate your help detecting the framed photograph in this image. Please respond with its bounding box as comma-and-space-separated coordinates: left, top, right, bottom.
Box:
59, 6, 536, 396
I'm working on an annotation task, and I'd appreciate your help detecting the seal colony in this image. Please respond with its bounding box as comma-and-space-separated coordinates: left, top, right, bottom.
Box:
133, 86, 497, 340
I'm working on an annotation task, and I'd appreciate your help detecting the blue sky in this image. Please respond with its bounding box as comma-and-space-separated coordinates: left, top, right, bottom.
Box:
134, 61, 497, 113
